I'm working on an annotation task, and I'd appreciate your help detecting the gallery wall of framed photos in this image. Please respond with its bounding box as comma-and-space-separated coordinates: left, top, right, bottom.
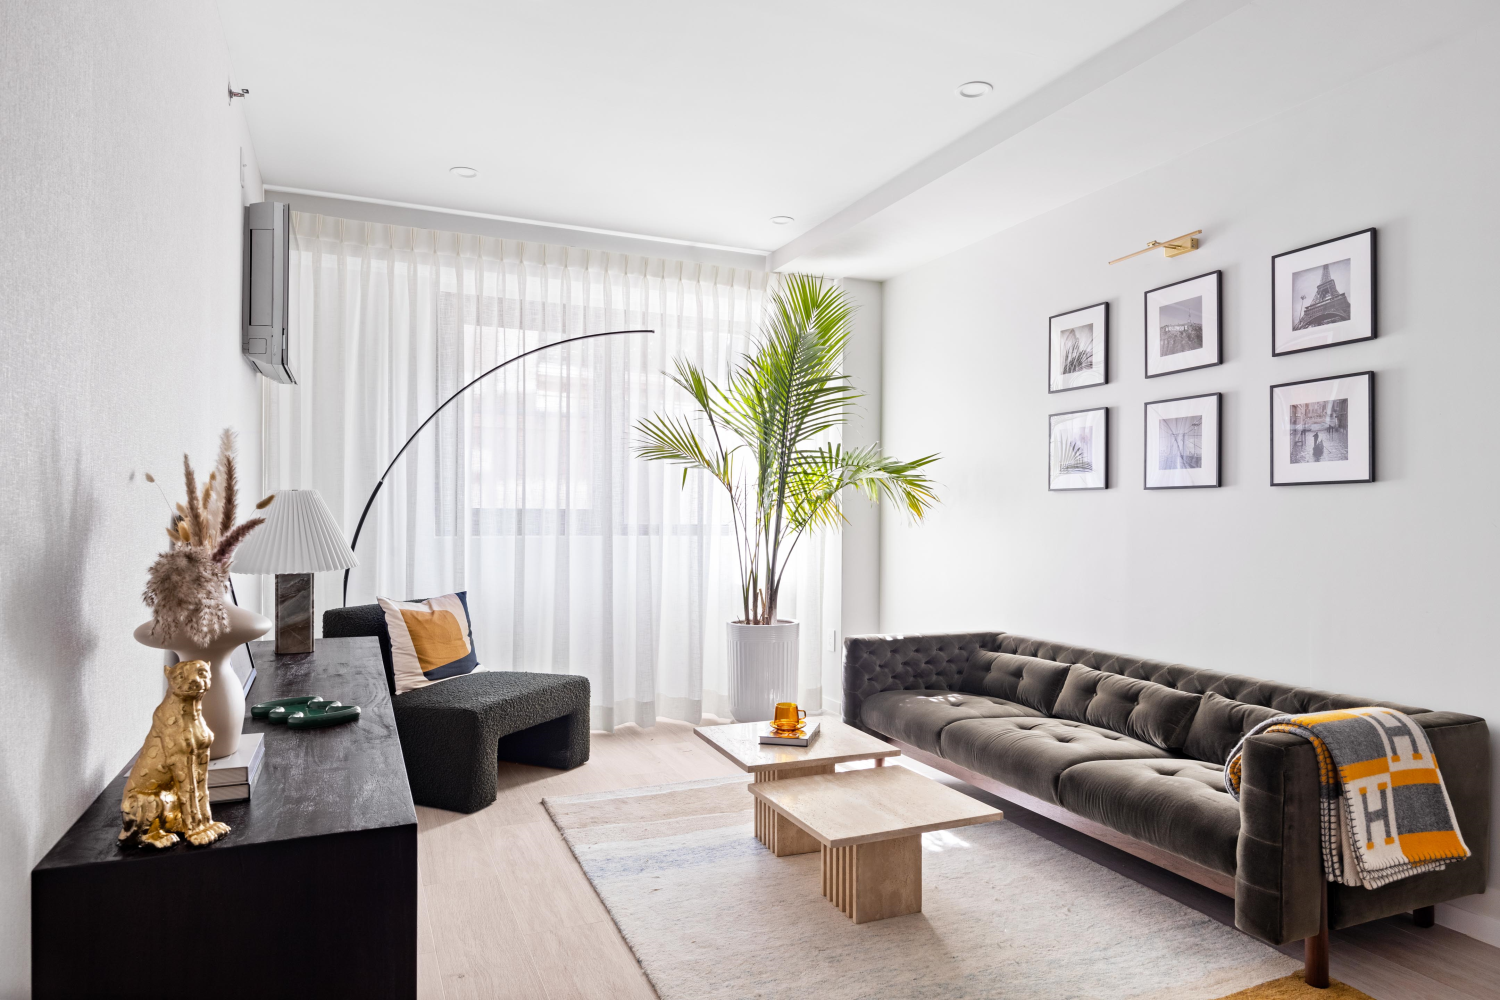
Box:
881, 24, 1500, 926
1047, 227, 1379, 492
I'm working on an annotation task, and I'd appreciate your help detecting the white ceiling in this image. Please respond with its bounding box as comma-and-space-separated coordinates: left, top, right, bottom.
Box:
220, 0, 1498, 279
218, 0, 1183, 251
780, 0, 1500, 278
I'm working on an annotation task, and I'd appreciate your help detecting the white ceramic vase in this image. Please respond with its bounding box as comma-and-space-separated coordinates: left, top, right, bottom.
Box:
726, 620, 799, 723
135, 602, 271, 759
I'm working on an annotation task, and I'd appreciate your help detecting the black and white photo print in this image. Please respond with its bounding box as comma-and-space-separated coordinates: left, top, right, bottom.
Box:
1272, 229, 1376, 355
1049, 406, 1108, 490
1145, 272, 1221, 377
1144, 393, 1221, 489
1270, 372, 1374, 484
1049, 302, 1108, 392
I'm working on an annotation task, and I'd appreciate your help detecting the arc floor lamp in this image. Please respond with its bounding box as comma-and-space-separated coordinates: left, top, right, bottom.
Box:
340, 328, 654, 607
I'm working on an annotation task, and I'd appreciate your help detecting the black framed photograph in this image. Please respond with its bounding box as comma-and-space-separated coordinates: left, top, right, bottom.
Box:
1270, 372, 1374, 485
1272, 228, 1376, 356
1048, 301, 1108, 393
1144, 392, 1220, 489
1145, 271, 1221, 377
1049, 406, 1107, 491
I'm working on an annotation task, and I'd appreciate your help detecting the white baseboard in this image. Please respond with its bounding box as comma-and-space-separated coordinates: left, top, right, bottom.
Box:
1437, 901, 1500, 948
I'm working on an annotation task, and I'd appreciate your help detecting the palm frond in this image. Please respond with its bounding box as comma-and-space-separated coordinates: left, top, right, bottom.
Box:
634, 275, 942, 623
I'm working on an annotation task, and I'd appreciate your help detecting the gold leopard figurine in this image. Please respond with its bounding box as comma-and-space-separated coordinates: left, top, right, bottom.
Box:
119, 659, 231, 848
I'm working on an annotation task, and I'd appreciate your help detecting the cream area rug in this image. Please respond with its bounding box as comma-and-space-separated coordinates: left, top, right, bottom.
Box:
543, 772, 1301, 1000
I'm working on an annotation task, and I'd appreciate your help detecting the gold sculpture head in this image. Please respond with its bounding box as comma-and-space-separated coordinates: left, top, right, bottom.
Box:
165, 658, 211, 698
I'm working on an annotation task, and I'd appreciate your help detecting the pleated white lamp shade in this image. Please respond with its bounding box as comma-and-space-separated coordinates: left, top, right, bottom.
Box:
230, 489, 358, 574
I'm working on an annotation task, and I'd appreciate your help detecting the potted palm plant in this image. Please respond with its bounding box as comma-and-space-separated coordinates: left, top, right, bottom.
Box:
636, 275, 939, 721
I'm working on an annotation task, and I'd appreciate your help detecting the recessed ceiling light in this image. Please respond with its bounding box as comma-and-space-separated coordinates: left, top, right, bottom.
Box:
770, 216, 794, 225
956, 81, 993, 99
449, 166, 478, 178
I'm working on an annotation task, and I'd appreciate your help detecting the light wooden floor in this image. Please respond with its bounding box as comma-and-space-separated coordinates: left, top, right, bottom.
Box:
416, 718, 1500, 1000
416, 716, 742, 999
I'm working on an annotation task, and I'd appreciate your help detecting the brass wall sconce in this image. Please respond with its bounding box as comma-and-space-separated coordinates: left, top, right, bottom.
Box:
1109, 230, 1202, 264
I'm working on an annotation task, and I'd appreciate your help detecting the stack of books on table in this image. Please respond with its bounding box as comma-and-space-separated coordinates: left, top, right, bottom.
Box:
207, 732, 265, 803
757, 720, 820, 747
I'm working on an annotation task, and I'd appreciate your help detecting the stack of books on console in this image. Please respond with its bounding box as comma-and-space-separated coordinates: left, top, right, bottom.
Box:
207, 732, 265, 803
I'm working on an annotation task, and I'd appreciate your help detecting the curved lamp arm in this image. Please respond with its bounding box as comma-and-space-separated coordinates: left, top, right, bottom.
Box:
342, 328, 653, 606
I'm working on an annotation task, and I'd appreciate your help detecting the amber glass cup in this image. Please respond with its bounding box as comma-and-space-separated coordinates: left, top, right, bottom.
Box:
772, 702, 807, 732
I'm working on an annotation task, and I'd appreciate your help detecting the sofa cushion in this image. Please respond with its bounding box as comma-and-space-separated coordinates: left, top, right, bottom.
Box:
1058, 758, 1241, 876
860, 690, 1042, 755
939, 717, 1170, 805
1053, 665, 1202, 749
1184, 691, 1282, 764
959, 650, 1072, 714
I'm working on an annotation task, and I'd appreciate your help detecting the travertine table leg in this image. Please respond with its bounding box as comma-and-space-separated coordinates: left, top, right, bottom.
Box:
820, 835, 922, 923
753, 765, 832, 856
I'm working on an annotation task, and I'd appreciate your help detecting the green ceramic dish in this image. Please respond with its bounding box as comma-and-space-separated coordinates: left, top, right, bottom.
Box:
251, 695, 318, 719
250, 696, 362, 729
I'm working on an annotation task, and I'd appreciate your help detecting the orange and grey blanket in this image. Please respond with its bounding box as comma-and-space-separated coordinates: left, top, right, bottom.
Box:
1225, 707, 1469, 889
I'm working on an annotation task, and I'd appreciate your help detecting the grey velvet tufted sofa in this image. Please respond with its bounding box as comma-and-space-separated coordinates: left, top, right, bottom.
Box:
844, 631, 1491, 985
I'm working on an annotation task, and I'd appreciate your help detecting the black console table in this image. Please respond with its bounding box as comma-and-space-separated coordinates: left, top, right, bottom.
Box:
32, 637, 417, 999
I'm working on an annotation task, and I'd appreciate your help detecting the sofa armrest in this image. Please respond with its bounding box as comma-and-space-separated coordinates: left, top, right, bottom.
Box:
1235, 731, 1323, 945
1325, 712, 1492, 930
842, 632, 1003, 727
1235, 712, 1492, 943
1410, 714, 1490, 889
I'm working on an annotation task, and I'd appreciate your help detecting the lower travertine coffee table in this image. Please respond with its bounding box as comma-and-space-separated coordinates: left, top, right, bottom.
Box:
694, 719, 900, 857
751, 765, 1003, 923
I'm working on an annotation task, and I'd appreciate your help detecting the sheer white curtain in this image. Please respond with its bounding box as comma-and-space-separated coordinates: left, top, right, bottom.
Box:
262, 213, 840, 729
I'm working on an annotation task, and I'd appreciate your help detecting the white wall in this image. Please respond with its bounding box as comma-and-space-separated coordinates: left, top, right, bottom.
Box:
881, 22, 1500, 945
0, 3, 264, 993
833, 278, 884, 717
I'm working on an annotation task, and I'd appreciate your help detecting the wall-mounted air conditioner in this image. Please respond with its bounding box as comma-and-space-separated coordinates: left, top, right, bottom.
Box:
242, 200, 295, 384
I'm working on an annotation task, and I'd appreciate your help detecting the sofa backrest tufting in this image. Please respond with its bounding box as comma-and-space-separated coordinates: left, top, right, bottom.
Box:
1051, 665, 1202, 750
959, 650, 1071, 714
843, 630, 1430, 763
843, 632, 1002, 717
993, 633, 1427, 716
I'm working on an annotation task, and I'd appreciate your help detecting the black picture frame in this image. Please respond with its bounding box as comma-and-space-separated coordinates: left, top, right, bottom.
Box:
1269, 371, 1375, 486
1143, 392, 1221, 490
1048, 406, 1108, 491
1144, 271, 1222, 378
1271, 228, 1377, 356
1048, 301, 1109, 393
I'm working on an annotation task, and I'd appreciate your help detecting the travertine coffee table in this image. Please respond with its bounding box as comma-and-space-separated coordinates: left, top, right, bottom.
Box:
750, 765, 1003, 923
693, 719, 899, 857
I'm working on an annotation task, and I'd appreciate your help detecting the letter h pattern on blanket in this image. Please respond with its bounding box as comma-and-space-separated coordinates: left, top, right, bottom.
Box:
1226, 707, 1470, 890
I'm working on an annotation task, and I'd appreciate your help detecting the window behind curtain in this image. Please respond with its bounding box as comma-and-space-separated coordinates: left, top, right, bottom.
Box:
268, 213, 838, 730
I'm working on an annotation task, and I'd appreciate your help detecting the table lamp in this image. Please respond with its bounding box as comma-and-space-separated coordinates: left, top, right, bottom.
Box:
231, 489, 358, 654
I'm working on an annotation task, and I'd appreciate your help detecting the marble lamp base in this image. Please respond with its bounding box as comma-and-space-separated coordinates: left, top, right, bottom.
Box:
274, 572, 315, 654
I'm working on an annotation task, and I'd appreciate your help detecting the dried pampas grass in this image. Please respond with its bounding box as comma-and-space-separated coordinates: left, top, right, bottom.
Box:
142, 546, 232, 646
141, 429, 266, 646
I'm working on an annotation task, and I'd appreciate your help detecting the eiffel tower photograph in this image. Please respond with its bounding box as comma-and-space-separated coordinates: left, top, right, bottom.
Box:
1292, 257, 1352, 329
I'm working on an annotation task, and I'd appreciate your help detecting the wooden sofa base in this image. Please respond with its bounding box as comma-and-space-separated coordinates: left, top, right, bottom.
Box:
888, 738, 1345, 989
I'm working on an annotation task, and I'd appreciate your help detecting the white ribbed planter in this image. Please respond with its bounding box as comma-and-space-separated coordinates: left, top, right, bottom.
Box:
727, 620, 799, 723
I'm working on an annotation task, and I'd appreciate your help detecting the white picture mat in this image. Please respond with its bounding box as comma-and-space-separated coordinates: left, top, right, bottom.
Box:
1145, 395, 1219, 488
1273, 231, 1373, 353
1271, 374, 1372, 484
1050, 408, 1107, 489
1050, 303, 1107, 391
1146, 273, 1219, 375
